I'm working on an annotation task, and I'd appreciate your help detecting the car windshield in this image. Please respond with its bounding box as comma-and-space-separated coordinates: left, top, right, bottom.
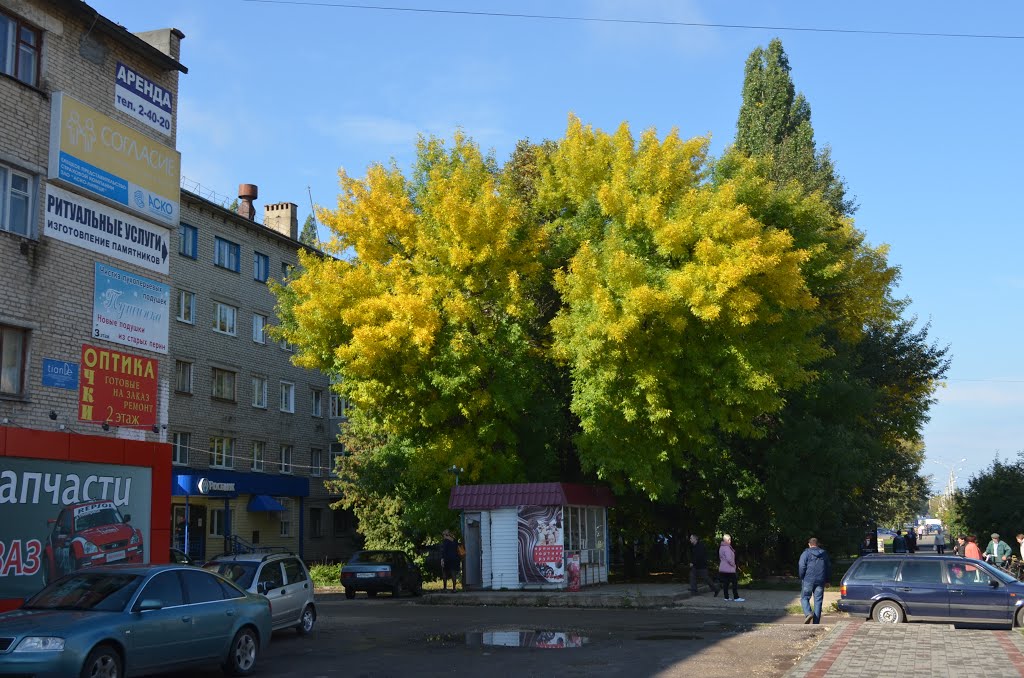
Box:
349, 552, 395, 564
978, 560, 1018, 584
204, 562, 257, 588
75, 507, 123, 531
23, 573, 142, 612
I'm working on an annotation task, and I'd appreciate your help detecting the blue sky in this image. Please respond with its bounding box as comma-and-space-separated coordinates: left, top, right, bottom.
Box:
92, 0, 1024, 492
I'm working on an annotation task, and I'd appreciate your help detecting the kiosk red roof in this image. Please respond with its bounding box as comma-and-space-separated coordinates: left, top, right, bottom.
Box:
449, 483, 614, 509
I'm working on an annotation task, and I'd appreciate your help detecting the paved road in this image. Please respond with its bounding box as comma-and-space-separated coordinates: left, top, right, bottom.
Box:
162, 596, 827, 678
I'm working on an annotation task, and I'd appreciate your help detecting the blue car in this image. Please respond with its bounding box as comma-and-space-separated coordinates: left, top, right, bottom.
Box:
838, 554, 1024, 628
0, 564, 272, 677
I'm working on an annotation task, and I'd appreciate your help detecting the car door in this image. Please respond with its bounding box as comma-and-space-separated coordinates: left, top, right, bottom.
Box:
129, 571, 195, 673
947, 561, 1012, 623
280, 557, 311, 624
182, 568, 242, 658
895, 559, 949, 620
256, 560, 288, 627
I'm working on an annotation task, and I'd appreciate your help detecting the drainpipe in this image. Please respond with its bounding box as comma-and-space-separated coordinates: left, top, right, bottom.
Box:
298, 497, 304, 559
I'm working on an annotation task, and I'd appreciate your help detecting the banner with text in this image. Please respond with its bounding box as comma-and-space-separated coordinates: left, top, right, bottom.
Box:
78, 344, 159, 428
44, 184, 170, 274
48, 92, 180, 226
93, 262, 169, 354
0, 458, 151, 600
114, 62, 173, 137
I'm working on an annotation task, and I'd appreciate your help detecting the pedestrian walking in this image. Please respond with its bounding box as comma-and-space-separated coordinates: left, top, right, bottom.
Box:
935, 526, 946, 554
892, 530, 907, 554
906, 528, 917, 554
688, 534, 720, 597
965, 535, 982, 560
984, 533, 1011, 567
953, 535, 966, 557
798, 537, 831, 624
440, 530, 461, 591
718, 534, 744, 602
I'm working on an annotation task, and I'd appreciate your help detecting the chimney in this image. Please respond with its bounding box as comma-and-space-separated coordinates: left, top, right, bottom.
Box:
237, 184, 258, 221
264, 202, 299, 240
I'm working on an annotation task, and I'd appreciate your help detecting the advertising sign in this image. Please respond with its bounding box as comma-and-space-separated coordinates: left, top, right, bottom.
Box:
78, 344, 159, 428
41, 359, 79, 390
48, 92, 180, 226
114, 62, 173, 136
517, 506, 565, 584
93, 262, 169, 354
0, 457, 151, 600
44, 184, 170, 274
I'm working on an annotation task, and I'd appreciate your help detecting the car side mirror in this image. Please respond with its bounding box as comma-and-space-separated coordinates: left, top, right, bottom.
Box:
137, 599, 163, 612
123, 514, 131, 523
991, 579, 1000, 588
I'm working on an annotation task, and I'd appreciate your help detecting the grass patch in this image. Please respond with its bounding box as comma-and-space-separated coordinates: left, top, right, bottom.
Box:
309, 562, 342, 588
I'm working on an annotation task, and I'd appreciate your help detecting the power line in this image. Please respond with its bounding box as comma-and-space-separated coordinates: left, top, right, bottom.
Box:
241, 0, 1024, 41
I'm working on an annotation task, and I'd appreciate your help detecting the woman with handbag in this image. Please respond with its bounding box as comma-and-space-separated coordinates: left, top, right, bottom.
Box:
718, 534, 745, 602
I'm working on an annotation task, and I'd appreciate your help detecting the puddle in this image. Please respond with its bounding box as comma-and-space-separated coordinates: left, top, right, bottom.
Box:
427, 630, 588, 649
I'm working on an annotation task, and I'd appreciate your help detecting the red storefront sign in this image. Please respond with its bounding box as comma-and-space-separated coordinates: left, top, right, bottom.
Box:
78, 344, 158, 428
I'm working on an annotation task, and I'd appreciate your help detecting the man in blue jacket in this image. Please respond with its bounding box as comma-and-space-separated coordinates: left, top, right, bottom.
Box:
799, 537, 832, 624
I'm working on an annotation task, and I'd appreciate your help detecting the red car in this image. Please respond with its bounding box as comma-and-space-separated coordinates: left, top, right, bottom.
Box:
42, 500, 144, 583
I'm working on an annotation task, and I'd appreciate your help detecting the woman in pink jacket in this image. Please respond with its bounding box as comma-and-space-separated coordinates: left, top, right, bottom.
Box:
719, 534, 744, 602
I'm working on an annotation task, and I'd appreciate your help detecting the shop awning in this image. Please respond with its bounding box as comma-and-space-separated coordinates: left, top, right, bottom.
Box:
247, 494, 286, 512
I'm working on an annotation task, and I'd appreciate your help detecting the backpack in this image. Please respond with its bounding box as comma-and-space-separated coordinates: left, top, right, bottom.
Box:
457, 543, 466, 558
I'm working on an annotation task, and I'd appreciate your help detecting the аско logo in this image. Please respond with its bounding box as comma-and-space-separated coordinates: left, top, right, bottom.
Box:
133, 190, 145, 209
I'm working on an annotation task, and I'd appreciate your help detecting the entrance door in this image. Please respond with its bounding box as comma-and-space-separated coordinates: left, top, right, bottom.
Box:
464, 513, 482, 589
172, 504, 207, 562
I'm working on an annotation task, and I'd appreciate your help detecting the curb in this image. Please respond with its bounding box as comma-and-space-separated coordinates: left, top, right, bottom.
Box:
418, 591, 690, 609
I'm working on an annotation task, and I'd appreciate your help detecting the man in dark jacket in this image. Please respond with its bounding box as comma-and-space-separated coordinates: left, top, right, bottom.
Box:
688, 534, 720, 597
798, 537, 832, 624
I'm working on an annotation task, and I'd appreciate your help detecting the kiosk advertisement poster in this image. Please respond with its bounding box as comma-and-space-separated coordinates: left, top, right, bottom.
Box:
517, 505, 564, 584
93, 262, 170, 354
0, 457, 152, 600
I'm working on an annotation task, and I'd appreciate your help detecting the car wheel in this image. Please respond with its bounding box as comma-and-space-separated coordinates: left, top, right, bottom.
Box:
80, 643, 122, 678
873, 600, 904, 624
366, 590, 378, 598
223, 626, 259, 676
297, 604, 316, 635
344, 587, 355, 600
1015, 607, 1024, 629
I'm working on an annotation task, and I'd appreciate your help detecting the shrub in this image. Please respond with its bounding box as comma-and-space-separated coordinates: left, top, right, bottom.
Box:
309, 562, 343, 588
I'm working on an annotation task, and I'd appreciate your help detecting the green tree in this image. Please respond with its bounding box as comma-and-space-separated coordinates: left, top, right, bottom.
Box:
956, 454, 1024, 540
300, 214, 319, 247
736, 38, 853, 217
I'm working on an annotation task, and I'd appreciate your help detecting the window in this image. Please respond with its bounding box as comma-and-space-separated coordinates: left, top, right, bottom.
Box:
281, 262, 293, 279
136, 571, 184, 609
171, 432, 190, 465
310, 509, 323, 538
176, 290, 195, 324
178, 223, 198, 258
280, 381, 294, 413
279, 516, 290, 537
329, 443, 345, 479
213, 302, 237, 336
253, 252, 269, 282
182, 570, 232, 604
251, 441, 265, 472
209, 436, 234, 468
898, 560, 943, 583
333, 509, 353, 537
174, 360, 193, 394
252, 314, 267, 344
850, 560, 900, 582
279, 444, 293, 474
0, 10, 41, 87
0, 324, 27, 396
258, 563, 284, 592
251, 375, 267, 408
283, 558, 307, 584
214, 237, 240, 272
211, 368, 236, 401
311, 389, 323, 417
330, 392, 347, 419
0, 164, 32, 236
209, 508, 226, 536
279, 337, 294, 352
310, 448, 323, 477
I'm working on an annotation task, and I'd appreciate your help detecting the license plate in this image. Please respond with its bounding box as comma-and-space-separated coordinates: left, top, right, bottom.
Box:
106, 550, 126, 562
356, 572, 375, 578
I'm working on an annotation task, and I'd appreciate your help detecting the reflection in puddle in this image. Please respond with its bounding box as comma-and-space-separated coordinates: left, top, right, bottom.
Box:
427, 631, 587, 649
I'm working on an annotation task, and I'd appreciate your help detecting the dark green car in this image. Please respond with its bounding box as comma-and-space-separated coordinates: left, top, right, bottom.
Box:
0, 564, 272, 677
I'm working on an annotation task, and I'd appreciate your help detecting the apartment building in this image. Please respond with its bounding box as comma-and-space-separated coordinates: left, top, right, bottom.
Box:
169, 185, 358, 562
0, 0, 183, 600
